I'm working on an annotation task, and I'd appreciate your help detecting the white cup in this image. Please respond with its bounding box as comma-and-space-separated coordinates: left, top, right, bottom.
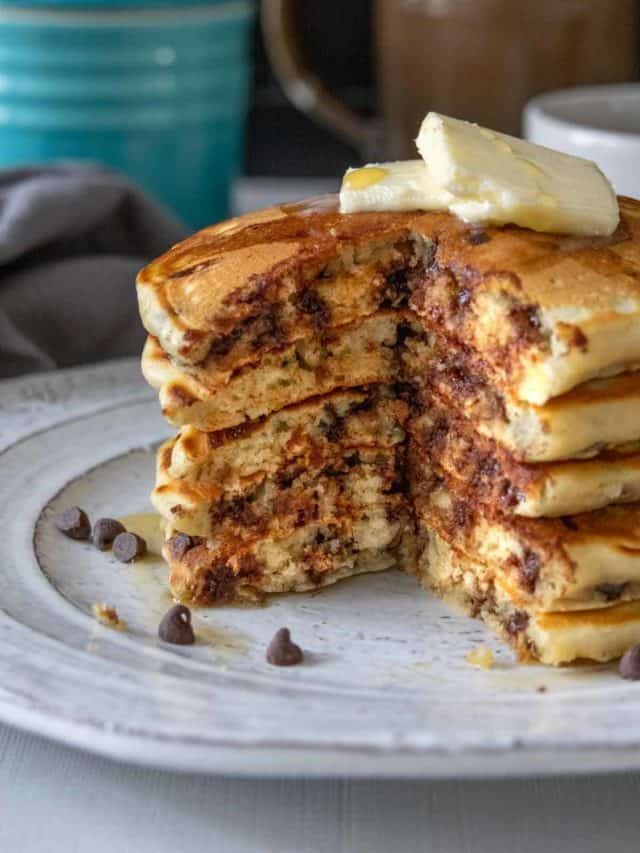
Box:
524, 83, 640, 200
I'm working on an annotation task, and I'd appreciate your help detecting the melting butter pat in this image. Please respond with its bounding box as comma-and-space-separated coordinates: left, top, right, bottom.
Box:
339, 112, 619, 236
343, 166, 389, 190
339, 159, 452, 214
416, 113, 618, 235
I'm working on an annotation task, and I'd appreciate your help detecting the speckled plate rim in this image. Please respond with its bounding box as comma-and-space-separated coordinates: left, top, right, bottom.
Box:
2, 359, 640, 779
6, 699, 640, 779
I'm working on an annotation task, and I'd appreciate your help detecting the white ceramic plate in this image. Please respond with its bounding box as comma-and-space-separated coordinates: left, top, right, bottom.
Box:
2, 359, 640, 778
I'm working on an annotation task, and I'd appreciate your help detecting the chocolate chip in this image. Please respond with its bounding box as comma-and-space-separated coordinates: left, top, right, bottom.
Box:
597, 582, 627, 602
468, 228, 490, 245
158, 604, 195, 645
167, 532, 194, 560
92, 518, 126, 551
266, 627, 303, 666
500, 481, 523, 510
453, 500, 472, 528
506, 610, 529, 635
54, 506, 91, 540
456, 288, 472, 309
521, 550, 541, 591
112, 532, 146, 563
508, 304, 542, 344
319, 405, 344, 442
296, 288, 330, 327
395, 320, 416, 347
620, 644, 640, 680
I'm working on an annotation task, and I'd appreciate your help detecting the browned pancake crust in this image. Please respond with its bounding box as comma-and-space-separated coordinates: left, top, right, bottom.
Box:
138, 197, 425, 366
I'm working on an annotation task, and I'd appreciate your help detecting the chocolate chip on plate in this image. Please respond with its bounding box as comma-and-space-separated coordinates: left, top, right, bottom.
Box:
620, 644, 640, 680
112, 531, 147, 563
92, 518, 126, 551
54, 506, 91, 540
158, 604, 195, 645
266, 627, 304, 666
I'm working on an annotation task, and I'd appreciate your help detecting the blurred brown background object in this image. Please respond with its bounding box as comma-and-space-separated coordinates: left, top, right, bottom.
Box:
255, 0, 639, 166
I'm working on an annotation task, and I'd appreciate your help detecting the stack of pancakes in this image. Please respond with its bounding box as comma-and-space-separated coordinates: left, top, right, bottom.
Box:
137, 194, 640, 664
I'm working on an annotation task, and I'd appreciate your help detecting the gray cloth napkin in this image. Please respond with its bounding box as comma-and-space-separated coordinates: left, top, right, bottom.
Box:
0, 166, 189, 378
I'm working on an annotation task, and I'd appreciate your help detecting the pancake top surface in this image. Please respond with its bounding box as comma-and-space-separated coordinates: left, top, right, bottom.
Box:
139, 194, 640, 330
137, 196, 418, 345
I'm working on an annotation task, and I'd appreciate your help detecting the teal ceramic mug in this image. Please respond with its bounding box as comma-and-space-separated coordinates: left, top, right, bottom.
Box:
0, 1, 255, 228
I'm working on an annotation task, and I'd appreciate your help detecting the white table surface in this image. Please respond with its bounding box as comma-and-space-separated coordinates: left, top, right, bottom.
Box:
1, 721, 638, 853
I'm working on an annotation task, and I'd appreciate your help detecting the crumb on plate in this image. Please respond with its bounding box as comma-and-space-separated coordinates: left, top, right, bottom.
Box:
466, 646, 494, 669
92, 603, 126, 631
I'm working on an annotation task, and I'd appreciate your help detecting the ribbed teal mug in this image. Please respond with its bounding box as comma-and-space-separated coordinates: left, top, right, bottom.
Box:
0, 1, 255, 227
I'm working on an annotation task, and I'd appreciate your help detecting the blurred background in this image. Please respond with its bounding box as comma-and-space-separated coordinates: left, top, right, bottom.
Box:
2, 0, 640, 375
1, 0, 638, 228
248, 1, 373, 179
250, 0, 640, 174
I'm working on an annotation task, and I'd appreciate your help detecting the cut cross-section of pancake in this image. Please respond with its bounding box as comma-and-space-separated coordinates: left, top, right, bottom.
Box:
155, 438, 407, 543
157, 449, 406, 544
164, 385, 409, 482
411, 474, 640, 614
409, 195, 640, 405
163, 508, 414, 605
153, 384, 412, 602
153, 386, 409, 539
416, 528, 640, 665
138, 194, 640, 406
411, 403, 640, 517
406, 336, 640, 461
142, 311, 420, 431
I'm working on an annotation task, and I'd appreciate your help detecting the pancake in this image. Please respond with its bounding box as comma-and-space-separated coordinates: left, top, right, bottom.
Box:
406, 335, 640, 461
162, 385, 409, 484
153, 383, 411, 594
154, 442, 406, 542
412, 475, 640, 612
142, 311, 418, 431
153, 386, 408, 538
137, 197, 429, 369
138, 194, 640, 405
411, 404, 640, 517
163, 512, 414, 605
417, 529, 640, 665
